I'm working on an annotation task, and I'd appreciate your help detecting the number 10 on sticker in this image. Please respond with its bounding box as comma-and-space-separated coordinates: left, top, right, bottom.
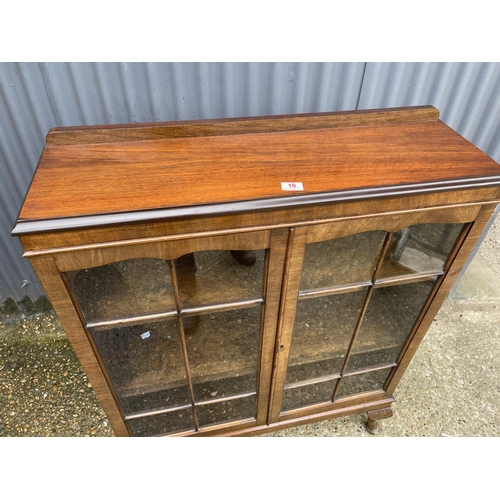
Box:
281, 182, 304, 191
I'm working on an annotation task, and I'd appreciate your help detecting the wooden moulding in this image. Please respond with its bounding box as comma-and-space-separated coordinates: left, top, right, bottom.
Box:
52, 230, 271, 272
277, 390, 389, 422
13, 106, 500, 237
254, 228, 289, 426
14, 179, 500, 237
267, 227, 308, 423
305, 204, 483, 244
19, 190, 500, 255
172, 394, 395, 436
222, 397, 396, 436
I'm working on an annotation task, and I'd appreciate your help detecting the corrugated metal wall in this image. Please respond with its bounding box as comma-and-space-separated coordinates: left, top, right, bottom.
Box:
1, 62, 499, 310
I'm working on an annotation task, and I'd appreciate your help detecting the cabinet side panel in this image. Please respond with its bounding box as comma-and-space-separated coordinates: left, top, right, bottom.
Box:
384, 203, 499, 395
28, 254, 130, 436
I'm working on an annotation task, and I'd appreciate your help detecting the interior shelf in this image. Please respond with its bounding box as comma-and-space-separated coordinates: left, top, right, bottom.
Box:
91, 306, 261, 414
286, 279, 435, 383
66, 250, 266, 324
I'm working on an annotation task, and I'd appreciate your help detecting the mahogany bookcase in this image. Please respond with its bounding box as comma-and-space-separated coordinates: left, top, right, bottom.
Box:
13, 106, 500, 436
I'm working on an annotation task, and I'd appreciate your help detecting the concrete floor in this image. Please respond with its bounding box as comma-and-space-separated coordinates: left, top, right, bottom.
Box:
1, 218, 499, 438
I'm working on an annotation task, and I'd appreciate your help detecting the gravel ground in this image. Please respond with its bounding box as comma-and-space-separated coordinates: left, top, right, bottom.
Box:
1, 217, 498, 438
0, 313, 112, 437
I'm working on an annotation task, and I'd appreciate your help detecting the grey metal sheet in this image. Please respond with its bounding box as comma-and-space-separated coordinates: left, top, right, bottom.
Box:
358, 62, 500, 162
1, 62, 364, 306
0, 62, 57, 304
1, 62, 500, 310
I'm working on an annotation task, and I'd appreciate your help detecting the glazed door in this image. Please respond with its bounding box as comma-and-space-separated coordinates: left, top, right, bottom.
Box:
56, 229, 288, 436
268, 209, 473, 422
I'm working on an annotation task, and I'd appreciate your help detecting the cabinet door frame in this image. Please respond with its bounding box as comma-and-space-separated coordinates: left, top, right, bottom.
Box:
268, 204, 486, 423
32, 228, 289, 436
384, 203, 498, 396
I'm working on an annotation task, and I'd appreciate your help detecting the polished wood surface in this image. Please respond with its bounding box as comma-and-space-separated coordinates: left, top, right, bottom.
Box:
53, 231, 271, 272
19, 188, 500, 251
45, 106, 440, 145
384, 203, 498, 396
225, 397, 396, 436
255, 229, 289, 425
305, 204, 481, 243
14, 107, 500, 437
268, 227, 307, 422
16, 110, 500, 229
29, 255, 131, 436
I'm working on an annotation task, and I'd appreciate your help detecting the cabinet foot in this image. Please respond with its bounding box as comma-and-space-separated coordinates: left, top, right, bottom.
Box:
365, 417, 380, 435
365, 408, 393, 435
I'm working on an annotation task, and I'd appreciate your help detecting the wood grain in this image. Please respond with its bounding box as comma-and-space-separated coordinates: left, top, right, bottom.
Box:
224, 397, 395, 435
306, 204, 482, 243
18, 188, 500, 250
29, 255, 131, 436
267, 227, 308, 422
384, 204, 498, 395
53, 230, 271, 272
254, 228, 289, 425
18, 119, 500, 225
45, 106, 440, 146
14, 107, 500, 438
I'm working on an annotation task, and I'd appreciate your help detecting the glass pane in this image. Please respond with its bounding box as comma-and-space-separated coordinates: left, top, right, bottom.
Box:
177, 250, 265, 308
66, 258, 176, 323
379, 223, 463, 280
196, 396, 256, 428
184, 307, 261, 402
90, 319, 191, 415
128, 408, 195, 437
336, 368, 392, 399
281, 379, 337, 412
347, 280, 434, 372
300, 231, 385, 290
285, 291, 368, 385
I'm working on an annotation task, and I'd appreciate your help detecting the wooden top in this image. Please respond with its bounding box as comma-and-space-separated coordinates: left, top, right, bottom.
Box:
13, 106, 500, 235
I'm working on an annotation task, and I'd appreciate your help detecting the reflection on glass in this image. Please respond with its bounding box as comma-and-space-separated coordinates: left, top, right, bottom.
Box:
196, 396, 256, 428
91, 319, 190, 415
184, 307, 261, 402
128, 408, 195, 437
286, 291, 367, 385
66, 259, 176, 323
347, 280, 434, 372
379, 223, 463, 280
177, 250, 265, 308
282, 379, 337, 412
336, 368, 392, 399
300, 231, 385, 290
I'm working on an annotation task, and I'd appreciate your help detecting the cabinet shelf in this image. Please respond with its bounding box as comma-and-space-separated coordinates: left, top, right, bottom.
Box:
67, 250, 266, 325
91, 306, 261, 412
286, 279, 433, 383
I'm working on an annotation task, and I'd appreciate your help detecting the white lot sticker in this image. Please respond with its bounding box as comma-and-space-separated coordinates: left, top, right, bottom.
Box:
281, 182, 304, 191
